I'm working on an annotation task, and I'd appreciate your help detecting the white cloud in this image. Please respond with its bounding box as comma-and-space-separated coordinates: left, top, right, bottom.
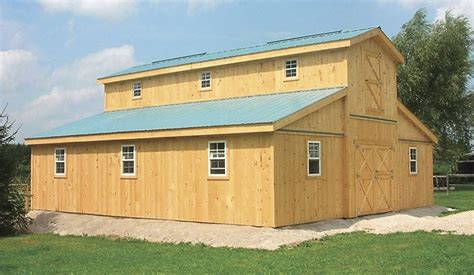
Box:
0, 50, 39, 93
186, 0, 232, 14
37, 0, 138, 20
13, 45, 136, 141
380, 0, 474, 25
432, 0, 473, 23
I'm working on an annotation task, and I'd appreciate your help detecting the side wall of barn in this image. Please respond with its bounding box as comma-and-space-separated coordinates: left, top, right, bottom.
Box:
30, 133, 276, 227
273, 98, 347, 227
104, 49, 349, 111
397, 110, 434, 209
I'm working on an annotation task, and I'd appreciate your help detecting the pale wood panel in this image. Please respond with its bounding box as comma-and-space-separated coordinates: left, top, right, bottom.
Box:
30, 133, 275, 227
282, 98, 345, 134
397, 143, 433, 209
104, 49, 348, 111
346, 118, 398, 217
347, 38, 398, 120
398, 110, 432, 141
273, 133, 345, 226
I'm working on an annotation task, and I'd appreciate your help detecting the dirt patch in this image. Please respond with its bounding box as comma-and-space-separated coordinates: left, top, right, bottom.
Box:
28, 207, 474, 250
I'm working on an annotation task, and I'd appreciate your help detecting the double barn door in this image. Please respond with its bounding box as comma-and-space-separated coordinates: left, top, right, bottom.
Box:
355, 143, 394, 216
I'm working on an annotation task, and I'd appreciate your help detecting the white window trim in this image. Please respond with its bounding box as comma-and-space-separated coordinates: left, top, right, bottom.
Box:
409, 147, 417, 175
307, 141, 321, 176
54, 148, 66, 177
132, 82, 142, 99
284, 58, 298, 81
200, 71, 212, 91
121, 144, 136, 177
208, 140, 227, 177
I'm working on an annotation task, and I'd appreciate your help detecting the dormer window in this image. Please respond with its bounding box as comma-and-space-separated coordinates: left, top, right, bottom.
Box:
200, 72, 211, 90
285, 59, 298, 80
133, 82, 141, 99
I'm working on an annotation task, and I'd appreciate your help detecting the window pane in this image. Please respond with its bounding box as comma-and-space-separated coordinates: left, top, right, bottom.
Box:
309, 159, 320, 175
123, 161, 134, 174
410, 161, 417, 173
55, 149, 65, 161
211, 159, 225, 168
308, 143, 320, 158
410, 149, 416, 160
56, 162, 65, 174
210, 167, 226, 175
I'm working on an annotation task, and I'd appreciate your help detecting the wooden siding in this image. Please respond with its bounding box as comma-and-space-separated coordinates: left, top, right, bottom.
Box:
274, 99, 347, 226
31, 133, 275, 227
274, 133, 345, 226
397, 142, 433, 209
397, 109, 434, 209
347, 38, 398, 120
281, 98, 345, 134
398, 110, 432, 142
104, 49, 348, 111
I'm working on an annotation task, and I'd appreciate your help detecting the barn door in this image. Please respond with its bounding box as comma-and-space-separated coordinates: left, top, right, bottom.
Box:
364, 50, 384, 114
355, 143, 394, 216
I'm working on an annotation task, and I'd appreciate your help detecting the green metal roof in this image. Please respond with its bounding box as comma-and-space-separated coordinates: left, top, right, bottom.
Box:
101, 27, 377, 79
30, 87, 345, 139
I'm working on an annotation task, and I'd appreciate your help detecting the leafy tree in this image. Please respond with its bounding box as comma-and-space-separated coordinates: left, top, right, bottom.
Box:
393, 9, 473, 164
0, 105, 30, 235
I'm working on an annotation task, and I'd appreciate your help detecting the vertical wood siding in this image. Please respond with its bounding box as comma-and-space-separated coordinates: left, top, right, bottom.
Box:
31, 133, 275, 227
104, 50, 348, 111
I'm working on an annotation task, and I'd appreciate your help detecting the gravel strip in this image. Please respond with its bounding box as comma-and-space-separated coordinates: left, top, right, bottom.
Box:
27, 207, 474, 250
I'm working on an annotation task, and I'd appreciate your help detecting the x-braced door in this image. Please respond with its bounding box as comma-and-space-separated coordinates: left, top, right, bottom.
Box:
355, 144, 394, 216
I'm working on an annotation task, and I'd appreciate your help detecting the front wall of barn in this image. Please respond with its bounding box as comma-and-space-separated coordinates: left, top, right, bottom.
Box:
31, 133, 276, 227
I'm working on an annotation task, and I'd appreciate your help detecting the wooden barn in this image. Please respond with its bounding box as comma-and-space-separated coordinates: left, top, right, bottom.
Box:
26, 27, 437, 227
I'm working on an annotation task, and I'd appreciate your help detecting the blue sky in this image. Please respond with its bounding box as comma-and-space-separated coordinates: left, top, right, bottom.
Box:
0, 0, 472, 142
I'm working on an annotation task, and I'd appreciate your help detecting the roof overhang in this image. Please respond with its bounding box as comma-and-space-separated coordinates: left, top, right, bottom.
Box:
97, 28, 404, 85
25, 124, 275, 145
25, 88, 347, 146
397, 101, 438, 144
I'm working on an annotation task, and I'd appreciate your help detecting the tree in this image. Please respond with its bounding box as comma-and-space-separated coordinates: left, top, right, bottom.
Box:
393, 9, 473, 164
0, 105, 30, 235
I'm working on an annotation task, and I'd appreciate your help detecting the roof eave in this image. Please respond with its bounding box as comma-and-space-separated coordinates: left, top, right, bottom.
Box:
25, 123, 276, 145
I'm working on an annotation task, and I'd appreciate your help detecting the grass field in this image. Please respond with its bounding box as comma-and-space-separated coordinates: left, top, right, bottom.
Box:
434, 185, 474, 214
0, 232, 473, 273
0, 187, 472, 273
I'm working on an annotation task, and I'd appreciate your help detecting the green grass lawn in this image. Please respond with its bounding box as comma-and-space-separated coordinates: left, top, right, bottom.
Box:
435, 185, 474, 214
0, 185, 472, 273
0, 232, 473, 273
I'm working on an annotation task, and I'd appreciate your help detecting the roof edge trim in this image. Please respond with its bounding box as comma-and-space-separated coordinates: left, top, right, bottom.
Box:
25, 123, 275, 145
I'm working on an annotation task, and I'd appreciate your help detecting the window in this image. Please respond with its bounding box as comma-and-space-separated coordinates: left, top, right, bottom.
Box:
200, 72, 211, 90
285, 59, 298, 79
409, 147, 417, 174
209, 141, 226, 176
307, 141, 321, 176
121, 145, 135, 176
133, 82, 141, 98
54, 148, 66, 176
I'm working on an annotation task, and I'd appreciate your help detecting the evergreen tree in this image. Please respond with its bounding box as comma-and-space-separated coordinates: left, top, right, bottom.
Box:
0, 105, 30, 235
